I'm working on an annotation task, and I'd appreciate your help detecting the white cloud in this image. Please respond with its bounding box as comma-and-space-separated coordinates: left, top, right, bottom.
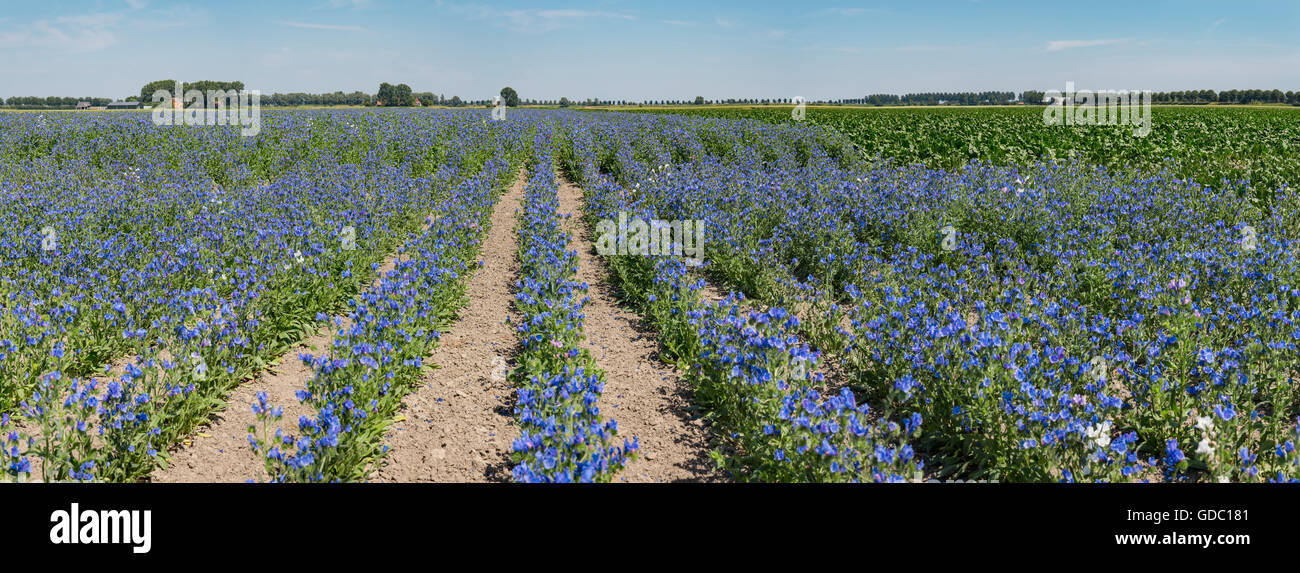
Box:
805, 7, 884, 18
896, 44, 949, 52
896, 42, 987, 53
322, 0, 373, 8
503, 9, 634, 32
438, 2, 634, 33
1045, 38, 1129, 51
133, 4, 208, 30
125, 0, 148, 10
658, 19, 697, 27
0, 13, 123, 53
58, 14, 125, 28
283, 21, 368, 31
801, 44, 861, 55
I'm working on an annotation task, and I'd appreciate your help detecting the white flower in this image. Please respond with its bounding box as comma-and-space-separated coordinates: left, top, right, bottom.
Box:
1218, 475, 1230, 483
294, 250, 305, 264
1085, 421, 1112, 449
1196, 438, 1215, 457
490, 356, 508, 382
190, 352, 208, 381
1195, 416, 1214, 433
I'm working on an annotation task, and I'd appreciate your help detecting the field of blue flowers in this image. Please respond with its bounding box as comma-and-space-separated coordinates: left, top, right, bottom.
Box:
2, 108, 1296, 482
555, 111, 1299, 483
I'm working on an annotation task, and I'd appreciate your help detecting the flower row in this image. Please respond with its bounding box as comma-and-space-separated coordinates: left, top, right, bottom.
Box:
509, 134, 635, 483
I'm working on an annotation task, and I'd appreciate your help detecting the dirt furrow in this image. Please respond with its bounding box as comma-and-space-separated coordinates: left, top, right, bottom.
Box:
369, 170, 526, 482
154, 205, 477, 482
557, 177, 722, 483
152, 214, 444, 483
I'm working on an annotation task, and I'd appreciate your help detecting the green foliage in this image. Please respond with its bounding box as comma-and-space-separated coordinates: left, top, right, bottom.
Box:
394, 84, 414, 107
500, 87, 520, 107
630, 106, 1300, 204
375, 83, 416, 107
140, 79, 244, 103
376, 82, 395, 106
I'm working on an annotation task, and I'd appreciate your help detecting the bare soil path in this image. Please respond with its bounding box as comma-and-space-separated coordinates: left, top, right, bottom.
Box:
152, 329, 333, 482
369, 170, 526, 482
556, 176, 723, 483
156, 170, 526, 483
154, 229, 425, 482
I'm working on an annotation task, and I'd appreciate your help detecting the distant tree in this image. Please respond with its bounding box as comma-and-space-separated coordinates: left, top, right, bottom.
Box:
559, 97, 570, 108
139, 79, 177, 101
449, 95, 462, 107
394, 83, 414, 106
500, 86, 520, 107
376, 82, 395, 106
694, 96, 705, 105
140, 79, 243, 105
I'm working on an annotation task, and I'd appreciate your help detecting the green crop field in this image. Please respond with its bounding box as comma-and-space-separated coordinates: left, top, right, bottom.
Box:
627, 106, 1300, 203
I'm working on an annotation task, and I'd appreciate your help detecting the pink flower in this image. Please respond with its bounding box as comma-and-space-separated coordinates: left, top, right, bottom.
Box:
550, 339, 563, 349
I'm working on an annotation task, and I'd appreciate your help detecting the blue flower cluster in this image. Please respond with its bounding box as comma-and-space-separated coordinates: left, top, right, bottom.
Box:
250, 143, 523, 482
559, 119, 922, 482
5, 108, 1298, 483
554, 109, 1299, 482
1, 111, 519, 481
509, 134, 636, 483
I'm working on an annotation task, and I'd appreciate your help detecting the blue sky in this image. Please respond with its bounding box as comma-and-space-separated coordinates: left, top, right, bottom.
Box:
1, 0, 1297, 100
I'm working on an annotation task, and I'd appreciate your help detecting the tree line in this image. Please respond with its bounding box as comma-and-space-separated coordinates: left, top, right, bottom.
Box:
137, 79, 245, 102
7, 83, 1299, 110
1022, 89, 1300, 106
1, 96, 114, 109
560, 91, 1300, 107
848, 92, 1018, 106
